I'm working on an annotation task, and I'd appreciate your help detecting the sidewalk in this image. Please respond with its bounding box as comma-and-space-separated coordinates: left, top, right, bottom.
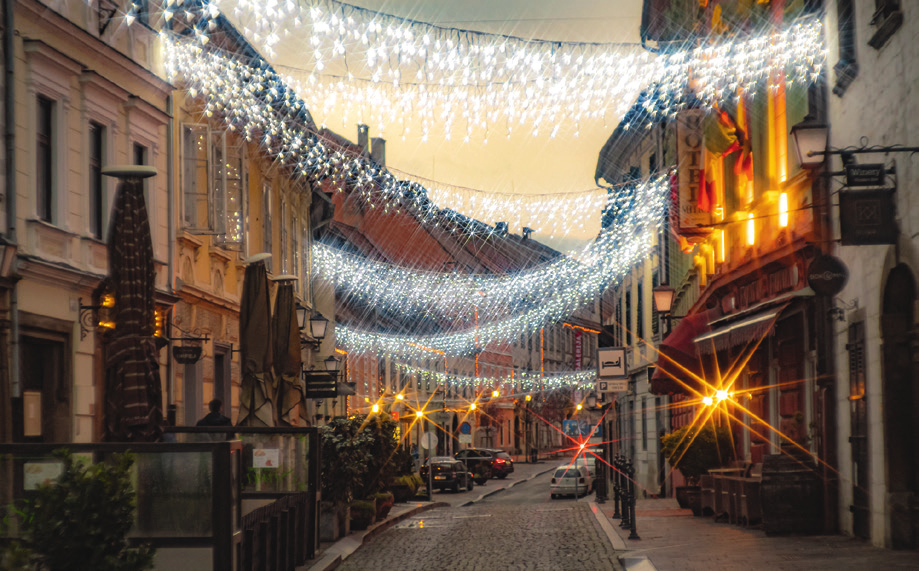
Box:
304, 457, 559, 571
598, 497, 919, 570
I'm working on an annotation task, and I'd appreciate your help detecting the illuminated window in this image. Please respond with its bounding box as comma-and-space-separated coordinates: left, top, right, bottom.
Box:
779, 193, 789, 228
747, 213, 756, 246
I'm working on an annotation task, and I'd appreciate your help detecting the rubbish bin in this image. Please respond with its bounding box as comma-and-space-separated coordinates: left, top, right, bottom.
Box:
529, 448, 538, 463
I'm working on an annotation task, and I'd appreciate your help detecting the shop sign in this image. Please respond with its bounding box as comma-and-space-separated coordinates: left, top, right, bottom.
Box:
598, 347, 627, 378
845, 163, 885, 187
676, 109, 712, 236
172, 345, 202, 364
839, 188, 897, 245
807, 255, 849, 297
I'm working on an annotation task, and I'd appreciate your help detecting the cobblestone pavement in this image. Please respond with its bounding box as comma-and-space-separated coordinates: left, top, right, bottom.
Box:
337, 501, 623, 571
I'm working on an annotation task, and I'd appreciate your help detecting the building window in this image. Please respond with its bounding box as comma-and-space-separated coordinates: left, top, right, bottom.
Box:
89, 122, 105, 238
641, 398, 648, 451
280, 199, 288, 273
625, 290, 632, 346
262, 185, 272, 272
833, 0, 859, 97
636, 282, 644, 341
651, 273, 659, 336
36, 96, 54, 223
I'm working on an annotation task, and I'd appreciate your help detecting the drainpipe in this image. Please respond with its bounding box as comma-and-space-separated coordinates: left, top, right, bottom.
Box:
165, 94, 175, 414
4, 0, 19, 407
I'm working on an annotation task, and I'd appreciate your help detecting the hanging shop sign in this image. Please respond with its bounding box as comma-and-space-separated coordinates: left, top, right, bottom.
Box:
172, 345, 203, 364
676, 109, 713, 237
839, 188, 897, 245
845, 164, 886, 187
807, 255, 849, 297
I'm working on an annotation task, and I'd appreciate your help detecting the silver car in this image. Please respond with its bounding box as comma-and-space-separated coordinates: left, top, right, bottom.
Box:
549, 464, 592, 499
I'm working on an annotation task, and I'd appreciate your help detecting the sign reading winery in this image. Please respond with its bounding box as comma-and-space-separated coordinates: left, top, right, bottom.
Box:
845, 163, 886, 187
172, 345, 203, 364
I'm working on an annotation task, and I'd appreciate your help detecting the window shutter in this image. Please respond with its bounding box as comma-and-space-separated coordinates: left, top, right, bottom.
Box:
218, 138, 245, 248
182, 124, 210, 232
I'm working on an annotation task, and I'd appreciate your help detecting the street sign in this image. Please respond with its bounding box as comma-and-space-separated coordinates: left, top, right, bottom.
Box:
459, 421, 471, 435
459, 434, 472, 444
598, 379, 627, 393
845, 163, 886, 187
420, 431, 438, 450
598, 347, 627, 378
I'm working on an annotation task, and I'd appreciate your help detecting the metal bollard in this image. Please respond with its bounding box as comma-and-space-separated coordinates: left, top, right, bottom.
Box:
611, 455, 622, 519
619, 457, 631, 529
627, 460, 641, 540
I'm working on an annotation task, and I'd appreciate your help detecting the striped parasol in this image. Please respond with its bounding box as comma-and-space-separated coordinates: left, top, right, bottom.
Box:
102, 167, 164, 442
237, 254, 276, 427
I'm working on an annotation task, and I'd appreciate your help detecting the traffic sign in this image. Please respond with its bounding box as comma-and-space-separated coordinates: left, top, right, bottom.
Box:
420, 432, 438, 450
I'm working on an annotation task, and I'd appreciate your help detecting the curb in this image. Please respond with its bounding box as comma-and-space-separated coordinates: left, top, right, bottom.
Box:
307, 501, 449, 571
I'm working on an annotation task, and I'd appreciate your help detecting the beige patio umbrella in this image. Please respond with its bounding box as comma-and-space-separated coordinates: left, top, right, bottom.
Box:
237, 254, 275, 427
272, 275, 304, 425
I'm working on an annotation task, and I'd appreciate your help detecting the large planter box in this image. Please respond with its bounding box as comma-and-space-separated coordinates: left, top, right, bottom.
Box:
319, 502, 350, 542
675, 486, 703, 517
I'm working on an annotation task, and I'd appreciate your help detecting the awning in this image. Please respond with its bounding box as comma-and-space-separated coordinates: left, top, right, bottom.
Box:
694, 302, 789, 355
650, 308, 720, 396
693, 288, 814, 355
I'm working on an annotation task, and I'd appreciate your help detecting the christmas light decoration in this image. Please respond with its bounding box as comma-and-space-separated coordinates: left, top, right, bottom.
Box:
394, 363, 596, 393
314, 174, 669, 318
333, 174, 667, 358
163, 35, 621, 237
197, 0, 826, 142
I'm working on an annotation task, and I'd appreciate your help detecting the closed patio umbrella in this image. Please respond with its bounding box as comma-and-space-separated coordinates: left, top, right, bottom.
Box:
237, 254, 275, 427
272, 276, 304, 425
102, 166, 164, 442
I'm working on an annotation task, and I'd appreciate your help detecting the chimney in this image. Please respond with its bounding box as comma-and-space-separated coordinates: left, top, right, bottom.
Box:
371, 137, 386, 166
495, 222, 508, 236
522, 227, 534, 240
357, 124, 369, 154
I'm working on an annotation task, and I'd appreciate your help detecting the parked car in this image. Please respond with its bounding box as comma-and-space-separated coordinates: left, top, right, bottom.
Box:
550, 464, 592, 499
454, 448, 496, 482
481, 449, 515, 479
420, 457, 475, 493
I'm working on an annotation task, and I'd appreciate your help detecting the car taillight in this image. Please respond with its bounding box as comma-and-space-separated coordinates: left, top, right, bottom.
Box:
451, 470, 457, 478
495, 458, 505, 464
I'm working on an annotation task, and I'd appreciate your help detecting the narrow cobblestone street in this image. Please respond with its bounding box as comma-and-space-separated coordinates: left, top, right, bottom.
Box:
337, 501, 622, 571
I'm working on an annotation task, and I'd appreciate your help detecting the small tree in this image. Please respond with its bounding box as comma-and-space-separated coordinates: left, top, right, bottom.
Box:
319, 414, 401, 503
3, 449, 154, 571
660, 424, 733, 485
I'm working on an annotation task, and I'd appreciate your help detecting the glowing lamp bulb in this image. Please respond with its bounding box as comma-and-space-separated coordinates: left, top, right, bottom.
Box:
702, 396, 714, 406
579, 443, 585, 450
525, 395, 531, 401
396, 394, 404, 400
415, 410, 423, 418
470, 403, 477, 410
372, 403, 379, 413
716, 390, 729, 402
576, 404, 582, 411
492, 390, 499, 397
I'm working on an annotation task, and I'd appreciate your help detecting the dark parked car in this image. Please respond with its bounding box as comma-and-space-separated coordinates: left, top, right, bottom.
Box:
420, 457, 475, 493
482, 449, 515, 479
455, 448, 514, 480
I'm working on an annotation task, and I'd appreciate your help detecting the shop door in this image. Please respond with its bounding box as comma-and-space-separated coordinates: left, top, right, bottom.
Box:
847, 321, 869, 539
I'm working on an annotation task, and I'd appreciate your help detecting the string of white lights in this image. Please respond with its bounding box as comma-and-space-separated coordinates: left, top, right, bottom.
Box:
394, 363, 597, 392
201, 0, 826, 142
315, 174, 669, 318
334, 175, 667, 358
165, 35, 623, 237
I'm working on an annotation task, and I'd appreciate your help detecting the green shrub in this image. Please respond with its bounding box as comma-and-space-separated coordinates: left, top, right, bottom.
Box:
660, 424, 734, 485
2, 449, 154, 571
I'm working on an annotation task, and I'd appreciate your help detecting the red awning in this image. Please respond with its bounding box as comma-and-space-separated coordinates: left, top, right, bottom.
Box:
650, 308, 720, 396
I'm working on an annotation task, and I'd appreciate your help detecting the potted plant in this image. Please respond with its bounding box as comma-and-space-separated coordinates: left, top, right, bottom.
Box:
372, 491, 394, 520
660, 424, 733, 515
349, 499, 377, 531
